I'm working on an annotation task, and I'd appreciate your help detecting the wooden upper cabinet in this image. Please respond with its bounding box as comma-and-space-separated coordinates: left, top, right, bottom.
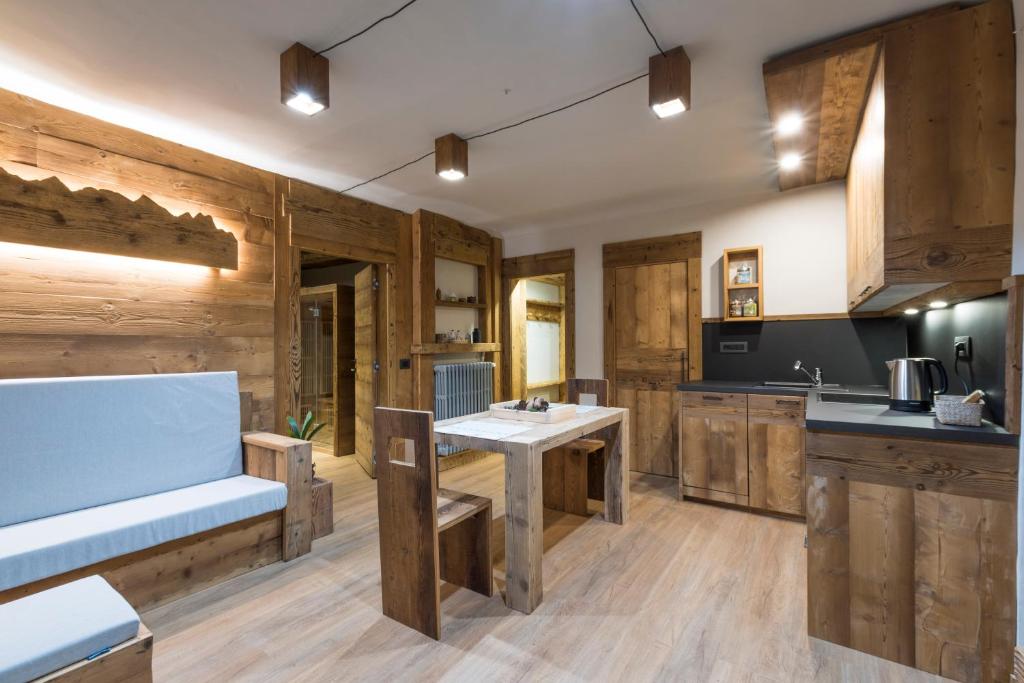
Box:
846, 0, 1015, 312
679, 392, 749, 504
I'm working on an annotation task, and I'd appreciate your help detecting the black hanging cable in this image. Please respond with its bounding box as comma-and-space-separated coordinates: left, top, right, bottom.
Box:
629, 0, 665, 56
317, 0, 422, 55
338, 72, 649, 193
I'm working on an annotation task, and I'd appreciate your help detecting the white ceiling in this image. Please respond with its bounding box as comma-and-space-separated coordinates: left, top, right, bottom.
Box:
0, 0, 940, 234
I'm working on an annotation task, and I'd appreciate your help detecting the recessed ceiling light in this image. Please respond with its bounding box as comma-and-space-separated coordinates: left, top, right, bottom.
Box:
777, 112, 803, 136
652, 98, 687, 119
929, 300, 948, 309
438, 169, 465, 181
779, 153, 801, 171
904, 308, 920, 315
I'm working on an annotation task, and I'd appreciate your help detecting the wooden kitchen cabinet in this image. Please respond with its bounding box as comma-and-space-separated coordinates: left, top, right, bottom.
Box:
846, 0, 1014, 312
747, 395, 805, 516
679, 392, 749, 505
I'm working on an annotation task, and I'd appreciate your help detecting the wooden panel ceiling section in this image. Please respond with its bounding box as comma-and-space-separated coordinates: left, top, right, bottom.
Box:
762, 4, 959, 192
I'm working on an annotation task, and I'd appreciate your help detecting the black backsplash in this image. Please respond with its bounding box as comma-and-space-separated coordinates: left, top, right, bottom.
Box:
703, 317, 908, 387
702, 294, 1009, 426
906, 293, 1007, 425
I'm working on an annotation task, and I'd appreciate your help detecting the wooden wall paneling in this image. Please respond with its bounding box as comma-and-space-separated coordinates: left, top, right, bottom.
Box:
0, 168, 238, 269
602, 232, 700, 269
429, 211, 490, 266
1003, 274, 1024, 434
274, 176, 301, 432
806, 474, 851, 644
686, 257, 702, 380
508, 279, 528, 401
0, 88, 276, 430
490, 237, 504, 399
354, 265, 379, 477
394, 214, 415, 409
286, 179, 401, 264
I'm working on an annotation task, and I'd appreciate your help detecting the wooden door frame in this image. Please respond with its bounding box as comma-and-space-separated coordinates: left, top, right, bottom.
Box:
299, 284, 341, 458
274, 176, 398, 437
602, 232, 703, 405
501, 249, 576, 401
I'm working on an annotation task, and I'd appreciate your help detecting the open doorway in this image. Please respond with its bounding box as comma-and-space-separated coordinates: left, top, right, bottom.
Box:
300, 252, 379, 477
502, 250, 575, 402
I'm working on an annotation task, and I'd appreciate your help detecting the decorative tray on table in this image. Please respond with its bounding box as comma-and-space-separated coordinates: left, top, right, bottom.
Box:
489, 399, 577, 424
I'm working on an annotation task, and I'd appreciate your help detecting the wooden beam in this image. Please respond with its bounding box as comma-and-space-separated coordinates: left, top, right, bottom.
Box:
0, 167, 237, 269
602, 232, 701, 268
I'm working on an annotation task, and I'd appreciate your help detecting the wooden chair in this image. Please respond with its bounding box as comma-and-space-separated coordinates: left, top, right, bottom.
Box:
374, 407, 493, 640
542, 379, 610, 515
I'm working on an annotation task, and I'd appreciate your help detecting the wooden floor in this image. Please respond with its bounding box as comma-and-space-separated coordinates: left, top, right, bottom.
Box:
145, 453, 948, 682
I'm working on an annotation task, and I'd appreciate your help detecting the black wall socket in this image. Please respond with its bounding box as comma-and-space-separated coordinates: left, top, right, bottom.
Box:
954, 335, 972, 360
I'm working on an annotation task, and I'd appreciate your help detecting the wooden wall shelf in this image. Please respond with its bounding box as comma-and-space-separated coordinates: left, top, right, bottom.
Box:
722, 246, 763, 322
435, 300, 486, 310
0, 168, 238, 269
411, 342, 501, 355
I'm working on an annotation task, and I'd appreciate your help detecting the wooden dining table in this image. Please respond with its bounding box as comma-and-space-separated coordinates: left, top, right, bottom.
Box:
433, 405, 630, 614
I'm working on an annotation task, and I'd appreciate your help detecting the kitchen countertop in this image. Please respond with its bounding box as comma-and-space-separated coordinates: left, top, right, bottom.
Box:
677, 380, 1018, 446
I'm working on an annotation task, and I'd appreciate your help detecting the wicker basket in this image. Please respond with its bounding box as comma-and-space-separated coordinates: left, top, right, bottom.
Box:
934, 395, 984, 427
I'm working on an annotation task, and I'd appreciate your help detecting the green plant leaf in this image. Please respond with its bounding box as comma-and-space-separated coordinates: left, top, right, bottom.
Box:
286, 415, 301, 438
307, 422, 326, 440
301, 411, 314, 438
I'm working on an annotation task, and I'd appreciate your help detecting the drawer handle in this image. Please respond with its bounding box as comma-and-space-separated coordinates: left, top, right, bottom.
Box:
701, 395, 724, 401
776, 399, 802, 406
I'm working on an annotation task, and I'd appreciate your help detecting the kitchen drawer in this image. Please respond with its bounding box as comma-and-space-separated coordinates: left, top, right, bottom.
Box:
748, 394, 806, 425
681, 391, 747, 413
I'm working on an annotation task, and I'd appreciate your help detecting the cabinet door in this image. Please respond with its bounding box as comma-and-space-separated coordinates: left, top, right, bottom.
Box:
748, 394, 805, 516
679, 392, 748, 504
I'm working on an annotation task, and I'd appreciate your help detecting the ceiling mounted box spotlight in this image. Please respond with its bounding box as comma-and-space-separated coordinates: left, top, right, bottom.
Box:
280, 42, 329, 116
649, 46, 690, 118
435, 134, 468, 181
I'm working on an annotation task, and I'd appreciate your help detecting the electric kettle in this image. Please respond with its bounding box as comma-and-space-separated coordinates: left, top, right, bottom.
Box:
886, 357, 948, 412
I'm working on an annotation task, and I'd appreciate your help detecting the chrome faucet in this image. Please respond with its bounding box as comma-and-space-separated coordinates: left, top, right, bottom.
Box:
794, 360, 822, 387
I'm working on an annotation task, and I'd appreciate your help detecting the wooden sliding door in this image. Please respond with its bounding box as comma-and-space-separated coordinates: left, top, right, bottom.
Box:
604, 234, 701, 477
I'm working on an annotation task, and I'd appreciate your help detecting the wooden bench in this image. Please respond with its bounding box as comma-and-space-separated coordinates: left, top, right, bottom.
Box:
542, 379, 610, 515
375, 407, 493, 639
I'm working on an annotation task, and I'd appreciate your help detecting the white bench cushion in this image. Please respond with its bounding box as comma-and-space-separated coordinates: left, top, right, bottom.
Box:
0, 575, 140, 683
0, 476, 286, 592
0, 371, 244, 526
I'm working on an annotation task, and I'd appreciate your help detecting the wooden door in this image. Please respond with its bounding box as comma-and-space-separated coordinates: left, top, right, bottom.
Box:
680, 392, 748, 503
354, 265, 378, 477
336, 285, 356, 456
612, 262, 689, 476
747, 394, 805, 516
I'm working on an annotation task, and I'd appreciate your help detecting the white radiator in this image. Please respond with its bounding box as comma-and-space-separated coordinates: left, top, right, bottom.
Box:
434, 361, 494, 456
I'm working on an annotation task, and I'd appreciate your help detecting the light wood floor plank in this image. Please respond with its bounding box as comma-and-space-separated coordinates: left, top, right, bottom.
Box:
144, 453, 949, 682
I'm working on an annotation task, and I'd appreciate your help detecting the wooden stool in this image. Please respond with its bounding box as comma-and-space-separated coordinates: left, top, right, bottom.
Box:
542, 379, 610, 515
375, 407, 493, 640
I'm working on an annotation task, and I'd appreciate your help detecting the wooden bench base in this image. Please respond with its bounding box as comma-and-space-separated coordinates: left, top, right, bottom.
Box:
35, 625, 153, 683
1, 513, 283, 612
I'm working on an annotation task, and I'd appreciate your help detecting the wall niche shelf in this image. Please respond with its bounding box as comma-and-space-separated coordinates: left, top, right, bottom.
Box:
435, 300, 487, 310
411, 342, 501, 355
722, 246, 763, 322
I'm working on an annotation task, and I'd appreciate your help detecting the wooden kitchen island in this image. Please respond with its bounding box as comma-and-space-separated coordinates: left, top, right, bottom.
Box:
806, 428, 1018, 683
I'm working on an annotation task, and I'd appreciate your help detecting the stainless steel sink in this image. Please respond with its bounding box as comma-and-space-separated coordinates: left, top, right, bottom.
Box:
818, 392, 889, 406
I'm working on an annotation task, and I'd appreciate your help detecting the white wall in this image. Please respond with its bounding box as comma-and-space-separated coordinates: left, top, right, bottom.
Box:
503, 181, 847, 378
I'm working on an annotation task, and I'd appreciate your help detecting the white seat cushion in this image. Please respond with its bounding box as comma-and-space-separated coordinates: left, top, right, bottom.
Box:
0, 476, 287, 592
0, 575, 140, 683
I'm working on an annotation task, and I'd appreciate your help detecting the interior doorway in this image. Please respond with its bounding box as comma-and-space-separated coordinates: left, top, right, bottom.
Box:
502, 250, 575, 402
300, 252, 379, 477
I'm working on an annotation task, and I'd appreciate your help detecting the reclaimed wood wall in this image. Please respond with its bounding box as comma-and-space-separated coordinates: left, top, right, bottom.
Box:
0, 89, 278, 427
